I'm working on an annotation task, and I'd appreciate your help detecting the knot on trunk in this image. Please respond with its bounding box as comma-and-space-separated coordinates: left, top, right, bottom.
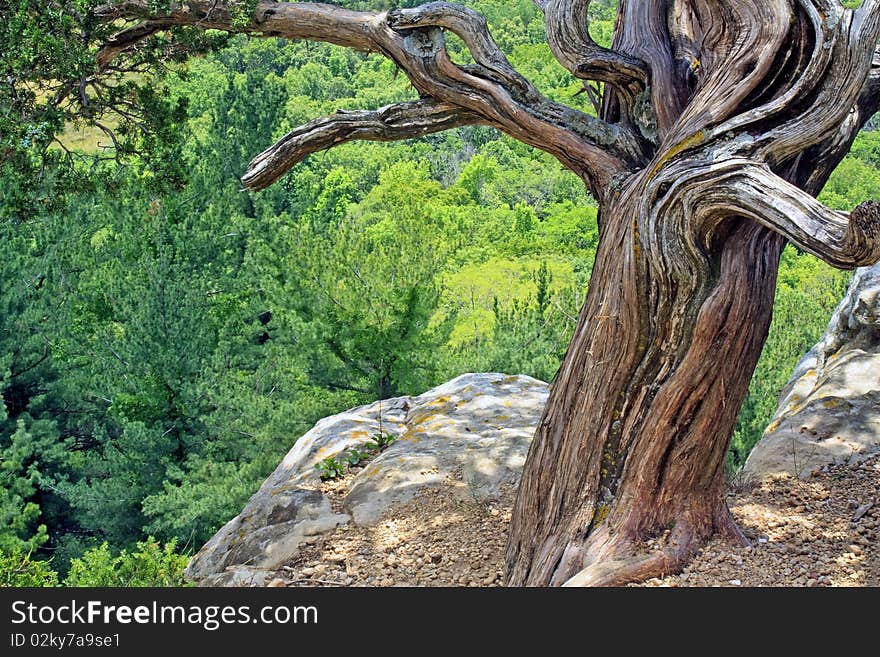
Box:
847, 200, 880, 266
400, 27, 444, 58
851, 200, 880, 240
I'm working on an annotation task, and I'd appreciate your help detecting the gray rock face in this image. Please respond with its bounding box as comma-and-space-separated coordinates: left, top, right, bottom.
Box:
344, 374, 547, 525
186, 372, 548, 585
185, 486, 349, 586
745, 263, 880, 480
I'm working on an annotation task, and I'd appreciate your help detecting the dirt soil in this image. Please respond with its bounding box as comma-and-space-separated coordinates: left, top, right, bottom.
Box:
268, 454, 879, 587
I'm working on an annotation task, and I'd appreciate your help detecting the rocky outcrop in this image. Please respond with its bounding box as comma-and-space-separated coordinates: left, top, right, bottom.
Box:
745, 263, 880, 480
185, 373, 548, 585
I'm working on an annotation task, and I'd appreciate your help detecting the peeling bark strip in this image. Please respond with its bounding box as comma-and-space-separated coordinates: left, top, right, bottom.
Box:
92, 0, 880, 585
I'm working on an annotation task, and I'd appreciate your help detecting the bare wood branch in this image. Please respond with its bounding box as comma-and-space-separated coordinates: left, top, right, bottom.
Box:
94, 1, 644, 192
752, 1, 880, 167
386, 2, 525, 91
711, 163, 880, 269
611, 0, 682, 138
95, 2, 379, 50
855, 47, 880, 125
642, 1, 880, 199
242, 99, 484, 191
96, 21, 175, 70
538, 0, 647, 98
855, 0, 880, 23
667, 1, 879, 171
664, 0, 795, 146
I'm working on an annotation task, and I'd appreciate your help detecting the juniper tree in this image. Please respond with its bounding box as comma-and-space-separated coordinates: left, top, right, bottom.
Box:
8, 0, 880, 585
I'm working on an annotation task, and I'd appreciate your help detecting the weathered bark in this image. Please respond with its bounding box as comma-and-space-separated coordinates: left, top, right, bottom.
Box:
506, 0, 880, 586
242, 99, 486, 190
94, 1, 644, 192
90, 0, 880, 586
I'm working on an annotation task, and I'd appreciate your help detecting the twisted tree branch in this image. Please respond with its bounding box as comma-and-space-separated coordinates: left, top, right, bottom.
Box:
537, 0, 648, 97
93, 0, 644, 193
712, 163, 880, 268
752, 1, 880, 167
96, 21, 175, 70
855, 47, 880, 125
242, 99, 484, 191
386, 2, 525, 91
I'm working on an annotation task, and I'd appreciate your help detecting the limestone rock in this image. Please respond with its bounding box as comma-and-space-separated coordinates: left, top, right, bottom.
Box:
343, 373, 548, 525
185, 486, 349, 584
186, 372, 548, 585
745, 263, 880, 479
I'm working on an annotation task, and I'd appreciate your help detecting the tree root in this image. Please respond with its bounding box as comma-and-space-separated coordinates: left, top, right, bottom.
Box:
716, 507, 752, 548
561, 523, 699, 587
524, 495, 757, 586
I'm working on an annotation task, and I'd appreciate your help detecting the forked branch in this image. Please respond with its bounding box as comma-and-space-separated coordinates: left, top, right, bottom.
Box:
536, 0, 647, 98
93, 1, 644, 193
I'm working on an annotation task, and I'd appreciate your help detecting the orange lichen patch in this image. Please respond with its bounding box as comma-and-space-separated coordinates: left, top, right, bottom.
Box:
361, 463, 383, 478
649, 130, 705, 179
424, 421, 450, 433
408, 411, 439, 427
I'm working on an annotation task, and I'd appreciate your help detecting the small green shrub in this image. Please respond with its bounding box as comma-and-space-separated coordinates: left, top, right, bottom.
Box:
367, 432, 397, 452
64, 538, 190, 587
0, 550, 59, 587
344, 449, 367, 467
315, 457, 346, 480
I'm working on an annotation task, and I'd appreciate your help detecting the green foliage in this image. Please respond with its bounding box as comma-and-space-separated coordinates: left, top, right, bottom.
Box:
0, 550, 59, 587
0, 418, 68, 554
367, 432, 398, 452
64, 538, 190, 587
344, 449, 368, 467
315, 457, 346, 481
1, 0, 876, 582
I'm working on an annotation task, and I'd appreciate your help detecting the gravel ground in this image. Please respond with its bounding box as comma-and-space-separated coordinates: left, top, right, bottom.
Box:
268, 454, 879, 588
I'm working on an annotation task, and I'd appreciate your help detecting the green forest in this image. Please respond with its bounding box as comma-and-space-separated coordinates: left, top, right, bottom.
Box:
1, 0, 876, 585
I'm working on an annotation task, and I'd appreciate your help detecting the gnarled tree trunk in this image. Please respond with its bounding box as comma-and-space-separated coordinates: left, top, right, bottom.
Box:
89, 0, 880, 585
506, 192, 784, 586
506, 0, 880, 586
